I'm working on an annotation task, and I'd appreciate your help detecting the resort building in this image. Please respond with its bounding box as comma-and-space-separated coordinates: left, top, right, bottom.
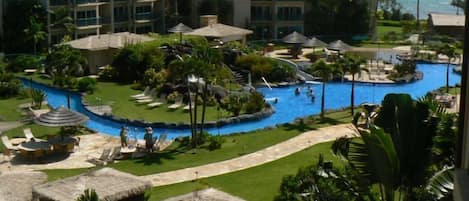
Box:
65, 32, 153, 74
41, 0, 164, 45
183, 0, 305, 40
249, 0, 305, 39
427, 13, 465, 39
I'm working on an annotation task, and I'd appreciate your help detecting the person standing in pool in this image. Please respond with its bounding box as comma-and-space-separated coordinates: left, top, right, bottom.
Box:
119, 126, 128, 147
295, 87, 301, 95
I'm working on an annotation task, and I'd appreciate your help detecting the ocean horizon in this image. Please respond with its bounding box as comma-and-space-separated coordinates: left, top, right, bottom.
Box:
397, 0, 461, 18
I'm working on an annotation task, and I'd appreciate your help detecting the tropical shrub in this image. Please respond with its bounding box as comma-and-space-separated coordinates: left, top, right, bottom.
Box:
389, 60, 416, 79
7, 55, 40, 72
0, 71, 21, 98
245, 91, 265, 114
45, 44, 87, 76
166, 91, 181, 103
30, 89, 46, 109
97, 65, 118, 81
76, 189, 99, 201
208, 135, 225, 151
236, 54, 294, 82
142, 68, 167, 89
221, 94, 246, 116
76, 77, 97, 93
270, 62, 295, 82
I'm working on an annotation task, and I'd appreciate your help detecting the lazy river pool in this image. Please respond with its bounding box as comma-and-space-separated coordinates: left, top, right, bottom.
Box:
24, 63, 461, 139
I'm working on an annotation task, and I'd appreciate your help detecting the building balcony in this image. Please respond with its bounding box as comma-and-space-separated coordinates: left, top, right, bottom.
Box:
76, 18, 99, 26
114, 15, 129, 23
75, 0, 109, 5
277, 15, 303, 21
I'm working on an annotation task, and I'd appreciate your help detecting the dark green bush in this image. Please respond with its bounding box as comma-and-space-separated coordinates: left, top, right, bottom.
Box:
7, 55, 39, 72
97, 65, 118, 81
76, 77, 97, 93
245, 91, 265, 114
0, 71, 20, 98
208, 135, 225, 150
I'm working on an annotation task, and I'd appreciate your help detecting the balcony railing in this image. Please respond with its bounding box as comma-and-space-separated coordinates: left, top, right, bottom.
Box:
135, 13, 152, 20
75, 0, 108, 4
76, 18, 99, 26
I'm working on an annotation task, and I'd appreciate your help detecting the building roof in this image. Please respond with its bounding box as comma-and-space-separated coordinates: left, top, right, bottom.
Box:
66, 32, 154, 51
185, 23, 253, 38
163, 188, 246, 201
33, 168, 152, 201
429, 13, 465, 27
0, 171, 47, 201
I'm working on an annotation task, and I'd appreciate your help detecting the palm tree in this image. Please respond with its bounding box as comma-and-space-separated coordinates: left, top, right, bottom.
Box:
436, 44, 456, 93
310, 60, 338, 118
50, 6, 75, 36
24, 16, 47, 55
339, 54, 368, 115
76, 189, 99, 201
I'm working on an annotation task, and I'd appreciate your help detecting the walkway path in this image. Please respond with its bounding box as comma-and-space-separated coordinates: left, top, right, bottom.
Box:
0, 121, 23, 132
142, 123, 355, 187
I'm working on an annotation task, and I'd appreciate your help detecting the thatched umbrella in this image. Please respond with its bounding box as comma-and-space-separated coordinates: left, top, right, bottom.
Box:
185, 23, 253, 43
303, 37, 327, 48
168, 23, 193, 43
282, 31, 308, 59
163, 188, 246, 201
0, 171, 47, 201
34, 106, 88, 127
33, 168, 152, 201
327, 40, 353, 53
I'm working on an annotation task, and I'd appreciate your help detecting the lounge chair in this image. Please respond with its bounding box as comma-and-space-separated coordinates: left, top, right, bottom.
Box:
1, 136, 19, 151
182, 104, 194, 111
168, 101, 183, 109
23, 128, 46, 142
130, 86, 150, 98
147, 101, 163, 108
107, 147, 122, 162
87, 148, 112, 166
134, 88, 156, 100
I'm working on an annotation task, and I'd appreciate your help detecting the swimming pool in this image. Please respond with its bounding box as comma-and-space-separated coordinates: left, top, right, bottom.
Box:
25, 63, 461, 139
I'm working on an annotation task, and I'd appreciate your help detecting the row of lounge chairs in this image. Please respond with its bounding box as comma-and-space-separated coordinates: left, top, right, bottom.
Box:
87, 146, 123, 166
130, 87, 187, 110
1, 128, 48, 153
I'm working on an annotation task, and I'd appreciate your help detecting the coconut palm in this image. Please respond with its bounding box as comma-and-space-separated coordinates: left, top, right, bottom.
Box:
436, 44, 456, 93
24, 16, 47, 55
310, 60, 338, 118
339, 54, 368, 115
50, 6, 75, 36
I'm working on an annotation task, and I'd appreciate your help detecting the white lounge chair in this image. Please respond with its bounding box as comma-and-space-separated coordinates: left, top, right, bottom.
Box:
24, 128, 46, 142
147, 102, 163, 108
1, 136, 19, 151
134, 88, 156, 100
168, 101, 183, 109
182, 104, 194, 111
130, 86, 150, 98
87, 148, 112, 166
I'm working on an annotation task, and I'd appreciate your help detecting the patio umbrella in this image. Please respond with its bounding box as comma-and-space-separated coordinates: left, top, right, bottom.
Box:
303, 37, 327, 48
327, 40, 352, 52
34, 106, 89, 127
282, 31, 308, 44
168, 23, 193, 43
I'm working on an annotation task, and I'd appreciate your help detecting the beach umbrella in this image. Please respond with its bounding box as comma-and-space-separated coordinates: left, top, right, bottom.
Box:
303, 37, 327, 48
34, 106, 89, 127
327, 40, 352, 52
168, 23, 193, 43
282, 31, 308, 44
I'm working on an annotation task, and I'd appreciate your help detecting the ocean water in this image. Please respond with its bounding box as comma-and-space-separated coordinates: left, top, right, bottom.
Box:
396, 0, 460, 17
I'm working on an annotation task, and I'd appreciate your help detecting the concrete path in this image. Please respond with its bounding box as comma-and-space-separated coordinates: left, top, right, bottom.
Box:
142, 124, 355, 187
0, 121, 23, 132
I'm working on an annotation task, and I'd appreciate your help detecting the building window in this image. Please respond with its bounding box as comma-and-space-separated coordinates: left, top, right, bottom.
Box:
76, 10, 98, 26
136, 26, 152, 34
135, 6, 152, 20
253, 25, 272, 39
251, 7, 272, 21
277, 26, 303, 38
114, 6, 128, 22
277, 7, 302, 21
77, 32, 96, 38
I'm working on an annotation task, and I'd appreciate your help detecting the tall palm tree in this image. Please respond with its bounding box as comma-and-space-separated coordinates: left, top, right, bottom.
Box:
50, 6, 75, 36
24, 16, 47, 55
340, 54, 368, 115
310, 60, 338, 118
436, 44, 456, 93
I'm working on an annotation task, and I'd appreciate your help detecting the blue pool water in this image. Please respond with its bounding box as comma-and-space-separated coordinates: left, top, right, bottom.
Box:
25, 63, 461, 139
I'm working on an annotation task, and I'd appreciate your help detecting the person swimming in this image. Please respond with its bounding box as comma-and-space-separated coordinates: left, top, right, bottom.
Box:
295, 88, 301, 95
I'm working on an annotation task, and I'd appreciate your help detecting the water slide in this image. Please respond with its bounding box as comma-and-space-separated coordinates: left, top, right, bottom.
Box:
271, 57, 317, 81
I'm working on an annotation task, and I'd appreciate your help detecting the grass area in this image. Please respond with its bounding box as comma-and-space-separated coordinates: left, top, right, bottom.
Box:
84, 82, 233, 123
16, 73, 53, 85
0, 96, 30, 121
376, 25, 403, 40
40, 167, 99, 181
147, 141, 345, 201
41, 108, 353, 180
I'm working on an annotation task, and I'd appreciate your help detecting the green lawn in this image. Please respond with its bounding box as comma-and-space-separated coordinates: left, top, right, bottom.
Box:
147, 141, 345, 201
376, 25, 403, 40
84, 82, 233, 123
0, 96, 30, 121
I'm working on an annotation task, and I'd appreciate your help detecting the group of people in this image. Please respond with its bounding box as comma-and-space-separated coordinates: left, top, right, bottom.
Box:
295, 86, 316, 102
119, 126, 158, 152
